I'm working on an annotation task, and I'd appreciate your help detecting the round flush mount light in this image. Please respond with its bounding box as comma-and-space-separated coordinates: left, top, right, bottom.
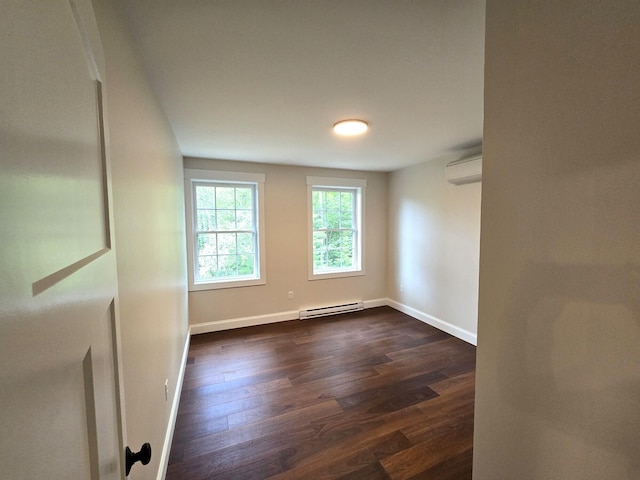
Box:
333, 119, 369, 136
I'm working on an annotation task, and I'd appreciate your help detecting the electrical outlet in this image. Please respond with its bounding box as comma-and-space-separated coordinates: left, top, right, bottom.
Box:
288, 291, 294, 300
164, 379, 168, 401
400, 284, 404, 293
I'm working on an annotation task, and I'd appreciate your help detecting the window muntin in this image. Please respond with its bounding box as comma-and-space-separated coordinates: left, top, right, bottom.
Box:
193, 182, 258, 283
312, 187, 358, 273
185, 169, 265, 291
307, 177, 366, 280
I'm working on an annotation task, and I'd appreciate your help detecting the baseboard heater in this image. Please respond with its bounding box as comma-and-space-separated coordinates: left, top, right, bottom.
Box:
299, 302, 364, 320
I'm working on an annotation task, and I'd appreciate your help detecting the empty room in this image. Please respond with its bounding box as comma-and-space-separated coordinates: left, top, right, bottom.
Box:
2, 1, 639, 480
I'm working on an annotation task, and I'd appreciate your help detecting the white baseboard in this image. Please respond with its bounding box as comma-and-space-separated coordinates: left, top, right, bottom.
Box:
386, 298, 477, 345
156, 332, 190, 480
189, 298, 389, 335
186, 297, 475, 346
189, 310, 300, 335
364, 297, 387, 309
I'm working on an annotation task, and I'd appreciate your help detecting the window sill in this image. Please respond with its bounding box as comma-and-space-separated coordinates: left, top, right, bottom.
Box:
189, 277, 266, 292
308, 269, 365, 281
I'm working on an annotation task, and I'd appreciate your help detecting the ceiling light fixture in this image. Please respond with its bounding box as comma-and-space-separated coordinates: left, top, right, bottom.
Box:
333, 119, 369, 136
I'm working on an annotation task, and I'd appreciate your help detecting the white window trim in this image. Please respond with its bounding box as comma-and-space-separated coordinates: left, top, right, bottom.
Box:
306, 176, 366, 281
184, 169, 266, 291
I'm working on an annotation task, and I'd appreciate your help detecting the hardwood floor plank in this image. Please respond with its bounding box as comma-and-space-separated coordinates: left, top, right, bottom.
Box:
406, 448, 473, 480
181, 368, 225, 391
368, 430, 414, 460
174, 423, 317, 479
166, 307, 476, 480
176, 390, 264, 418
183, 399, 343, 459
380, 413, 474, 480
335, 371, 445, 411
287, 354, 393, 385
171, 412, 228, 444
269, 404, 438, 479
166, 446, 285, 480
178, 377, 293, 412
365, 385, 439, 414
314, 370, 445, 407
336, 462, 391, 480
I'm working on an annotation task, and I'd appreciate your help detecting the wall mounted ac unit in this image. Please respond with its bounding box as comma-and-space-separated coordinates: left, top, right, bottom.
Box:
445, 155, 482, 185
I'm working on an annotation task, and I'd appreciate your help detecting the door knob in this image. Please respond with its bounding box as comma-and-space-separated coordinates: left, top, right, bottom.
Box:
125, 442, 151, 475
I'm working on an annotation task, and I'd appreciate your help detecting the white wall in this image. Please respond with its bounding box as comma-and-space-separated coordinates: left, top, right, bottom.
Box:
93, 1, 189, 478
388, 156, 481, 344
183, 157, 388, 328
474, 1, 640, 478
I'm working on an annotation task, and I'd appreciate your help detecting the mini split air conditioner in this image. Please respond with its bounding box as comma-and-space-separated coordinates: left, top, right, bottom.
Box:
445, 155, 482, 185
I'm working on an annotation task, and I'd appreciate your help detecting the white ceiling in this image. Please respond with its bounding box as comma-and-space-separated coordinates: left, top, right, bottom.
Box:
122, 0, 485, 172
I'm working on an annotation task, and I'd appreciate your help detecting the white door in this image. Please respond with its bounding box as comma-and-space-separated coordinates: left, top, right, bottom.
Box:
1, 0, 125, 478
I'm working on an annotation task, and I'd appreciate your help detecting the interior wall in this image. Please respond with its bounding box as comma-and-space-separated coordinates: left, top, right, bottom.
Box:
183, 157, 388, 326
388, 156, 481, 343
474, 1, 640, 478
93, 1, 189, 478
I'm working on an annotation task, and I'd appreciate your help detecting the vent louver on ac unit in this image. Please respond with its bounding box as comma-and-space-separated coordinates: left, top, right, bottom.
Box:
299, 302, 364, 320
445, 155, 482, 185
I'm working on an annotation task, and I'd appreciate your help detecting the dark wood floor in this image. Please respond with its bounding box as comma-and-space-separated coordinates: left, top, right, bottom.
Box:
166, 306, 476, 480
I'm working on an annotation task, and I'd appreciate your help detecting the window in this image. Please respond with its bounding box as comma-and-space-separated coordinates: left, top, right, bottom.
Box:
307, 176, 366, 280
184, 169, 265, 290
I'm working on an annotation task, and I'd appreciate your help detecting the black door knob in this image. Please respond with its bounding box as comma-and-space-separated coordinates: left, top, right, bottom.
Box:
125, 442, 151, 475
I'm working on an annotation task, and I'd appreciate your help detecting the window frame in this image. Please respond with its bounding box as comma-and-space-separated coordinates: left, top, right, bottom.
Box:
184, 169, 266, 291
307, 176, 366, 280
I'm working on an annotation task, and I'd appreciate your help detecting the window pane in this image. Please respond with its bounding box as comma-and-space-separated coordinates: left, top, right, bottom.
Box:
237, 254, 255, 276
197, 210, 216, 231
341, 251, 353, 268
340, 210, 353, 228
189, 177, 263, 287
196, 255, 217, 281
196, 185, 216, 208
340, 191, 352, 209
312, 210, 325, 229
237, 232, 254, 254
312, 190, 325, 229
314, 250, 327, 269
216, 255, 238, 277
216, 187, 235, 209
326, 230, 340, 250
341, 231, 355, 267
217, 233, 236, 254
326, 191, 340, 210
313, 230, 326, 269
217, 210, 236, 230
314, 228, 358, 270
326, 210, 339, 229
313, 231, 326, 249
312, 190, 324, 209
340, 230, 354, 248
235, 187, 252, 209
328, 248, 341, 268
310, 183, 362, 275
236, 209, 253, 230
196, 233, 217, 256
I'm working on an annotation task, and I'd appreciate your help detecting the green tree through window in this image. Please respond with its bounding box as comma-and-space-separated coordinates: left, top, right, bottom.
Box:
307, 176, 365, 279
312, 188, 357, 271
185, 169, 265, 291
194, 182, 258, 282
